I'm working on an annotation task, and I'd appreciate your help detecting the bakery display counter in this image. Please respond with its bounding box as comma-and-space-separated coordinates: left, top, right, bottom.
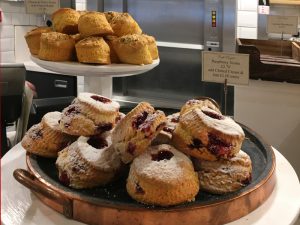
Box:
237, 38, 300, 84
2, 143, 300, 225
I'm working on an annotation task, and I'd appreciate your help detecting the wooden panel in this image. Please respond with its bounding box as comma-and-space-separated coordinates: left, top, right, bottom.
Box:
292, 42, 300, 61
237, 38, 300, 83
270, 0, 300, 5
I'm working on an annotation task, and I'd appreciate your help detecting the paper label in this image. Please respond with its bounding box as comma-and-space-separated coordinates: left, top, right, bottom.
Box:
267, 15, 298, 35
25, 0, 60, 15
202, 51, 249, 85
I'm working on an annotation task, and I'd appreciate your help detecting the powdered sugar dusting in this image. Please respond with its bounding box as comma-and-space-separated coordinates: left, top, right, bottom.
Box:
78, 92, 120, 112
194, 107, 244, 137
132, 144, 193, 182
43, 111, 62, 129
78, 136, 121, 170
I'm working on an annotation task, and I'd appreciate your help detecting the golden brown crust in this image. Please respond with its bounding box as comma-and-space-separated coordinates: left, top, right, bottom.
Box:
104, 35, 120, 63
141, 34, 159, 60
56, 136, 123, 189
110, 12, 142, 37
112, 34, 152, 65
24, 27, 52, 55
112, 102, 167, 164
21, 112, 75, 158
104, 11, 121, 23
52, 8, 80, 34
194, 150, 252, 194
78, 12, 113, 37
38, 32, 75, 61
172, 108, 244, 161
126, 144, 199, 206
59, 93, 120, 136
75, 37, 111, 64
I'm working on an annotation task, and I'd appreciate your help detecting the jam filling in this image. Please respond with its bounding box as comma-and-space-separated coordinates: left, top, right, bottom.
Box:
65, 105, 80, 115
132, 111, 149, 129
151, 150, 174, 161
156, 122, 166, 131
32, 129, 43, 139
207, 133, 232, 157
87, 136, 108, 149
241, 174, 252, 185
127, 142, 136, 155
97, 123, 113, 132
188, 138, 204, 149
91, 95, 111, 103
59, 171, 70, 186
202, 110, 224, 120
135, 183, 145, 194
171, 116, 179, 123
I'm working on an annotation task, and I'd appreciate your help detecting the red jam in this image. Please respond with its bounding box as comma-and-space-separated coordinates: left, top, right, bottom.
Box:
65, 105, 80, 115
188, 138, 204, 149
127, 142, 136, 155
208, 133, 232, 157
90, 95, 111, 103
151, 150, 174, 161
132, 111, 148, 129
97, 123, 113, 132
59, 171, 70, 186
87, 136, 108, 149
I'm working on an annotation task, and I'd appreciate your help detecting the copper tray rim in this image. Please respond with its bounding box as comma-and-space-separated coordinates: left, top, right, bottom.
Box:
25, 123, 276, 212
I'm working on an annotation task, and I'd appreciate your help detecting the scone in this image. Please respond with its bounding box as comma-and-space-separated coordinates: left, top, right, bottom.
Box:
21, 112, 75, 158
104, 11, 121, 23
112, 102, 166, 164
180, 98, 221, 115
112, 34, 152, 65
193, 150, 252, 194
142, 34, 159, 60
56, 134, 123, 189
75, 37, 111, 64
59, 92, 120, 136
109, 12, 142, 37
126, 144, 199, 206
52, 8, 80, 34
38, 32, 75, 61
172, 107, 245, 161
24, 26, 52, 55
78, 12, 113, 37
104, 35, 120, 63
152, 112, 180, 145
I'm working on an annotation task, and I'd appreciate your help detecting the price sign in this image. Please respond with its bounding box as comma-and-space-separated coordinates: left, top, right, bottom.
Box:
25, 0, 60, 15
267, 15, 298, 35
202, 51, 249, 85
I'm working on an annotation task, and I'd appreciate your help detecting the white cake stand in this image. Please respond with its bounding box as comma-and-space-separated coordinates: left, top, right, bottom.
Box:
30, 55, 160, 98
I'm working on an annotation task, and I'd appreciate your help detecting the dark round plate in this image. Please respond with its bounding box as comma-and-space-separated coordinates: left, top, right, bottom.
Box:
19, 106, 276, 225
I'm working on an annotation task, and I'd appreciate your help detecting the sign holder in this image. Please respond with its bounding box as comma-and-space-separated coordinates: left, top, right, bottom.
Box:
201, 51, 250, 115
223, 78, 228, 115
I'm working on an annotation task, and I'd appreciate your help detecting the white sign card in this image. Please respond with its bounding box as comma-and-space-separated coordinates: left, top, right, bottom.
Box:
258, 6, 270, 15
25, 0, 60, 15
202, 51, 249, 85
267, 15, 298, 35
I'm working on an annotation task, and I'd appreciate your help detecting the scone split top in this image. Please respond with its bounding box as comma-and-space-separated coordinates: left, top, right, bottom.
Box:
172, 107, 245, 161
56, 134, 122, 189
112, 102, 167, 164
60, 92, 120, 136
